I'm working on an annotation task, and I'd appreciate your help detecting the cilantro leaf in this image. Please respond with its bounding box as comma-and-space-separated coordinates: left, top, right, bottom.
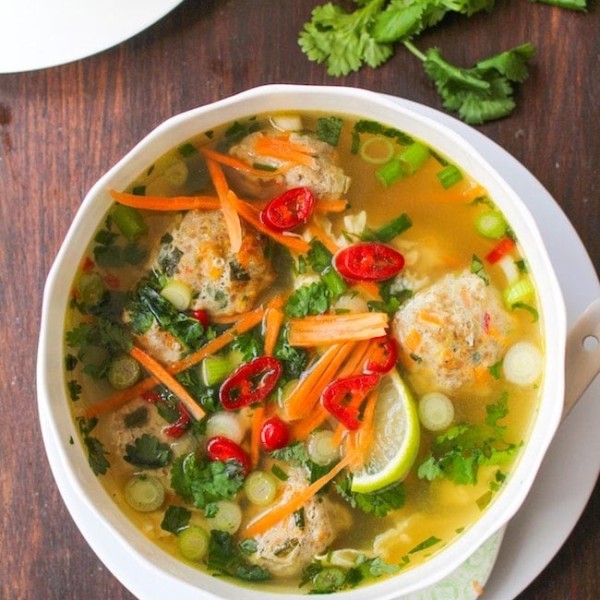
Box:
299, 0, 393, 76
335, 476, 406, 517
207, 530, 271, 581
123, 433, 172, 469
406, 41, 536, 124
284, 281, 330, 317
77, 417, 110, 475
160, 505, 191, 534
170, 453, 245, 511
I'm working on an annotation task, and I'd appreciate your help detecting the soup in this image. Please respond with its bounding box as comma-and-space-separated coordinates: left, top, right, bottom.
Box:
64, 111, 544, 593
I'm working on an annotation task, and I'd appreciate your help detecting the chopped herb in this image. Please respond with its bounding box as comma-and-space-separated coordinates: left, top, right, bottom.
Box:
284, 281, 330, 317
65, 354, 78, 371
207, 530, 271, 581
316, 116, 344, 146
160, 505, 191, 534
123, 405, 149, 428
178, 142, 198, 157
470, 254, 489, 284
124, 433, 172, 469
409, 535, 441, 554
488, 360, 503, 380
170, 453, 245, 512
77, 417, 110, 476
335, 476, 406, 517
294, 508, 306, 530
239, 538, 259, 555
67, 379, 82, 401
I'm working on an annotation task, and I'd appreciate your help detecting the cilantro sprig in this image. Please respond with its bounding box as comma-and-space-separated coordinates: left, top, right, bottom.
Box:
299, 0, 587, 124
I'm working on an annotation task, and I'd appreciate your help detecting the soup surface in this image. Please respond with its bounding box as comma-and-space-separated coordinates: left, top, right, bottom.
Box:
64, 111, 544, 593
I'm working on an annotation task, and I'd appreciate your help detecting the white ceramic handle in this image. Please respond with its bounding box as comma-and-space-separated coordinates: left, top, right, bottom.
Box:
563, 297, 600, 419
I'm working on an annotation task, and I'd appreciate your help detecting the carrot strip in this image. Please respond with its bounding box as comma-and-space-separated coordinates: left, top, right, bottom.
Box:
243, 449, 358, 538
289, 405, 330, 441
234, 198, 311, 254
200, 147, 292, 178
335, 338, 372, 379
253, 135, 317, 168
205, 157, 243, 253
109, 190, 220, 211
352, 389, 378, 468
288, 313, 388, 347
129, 346, 205, 421
83, 308, 265, 418
263, 307, 285, 356
314, 199, 349, 214
286, 342, 356, 421
306, 221, 339, 255
250, 405, 265, 469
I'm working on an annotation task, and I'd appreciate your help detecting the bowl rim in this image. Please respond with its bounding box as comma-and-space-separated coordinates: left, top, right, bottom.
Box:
36, 84, 567, 599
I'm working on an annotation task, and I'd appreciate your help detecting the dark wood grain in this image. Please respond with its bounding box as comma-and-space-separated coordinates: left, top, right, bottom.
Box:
0, 1, 597, 599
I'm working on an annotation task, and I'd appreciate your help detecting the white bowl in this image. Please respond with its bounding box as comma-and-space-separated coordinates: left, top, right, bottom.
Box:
37, 85, 567, 599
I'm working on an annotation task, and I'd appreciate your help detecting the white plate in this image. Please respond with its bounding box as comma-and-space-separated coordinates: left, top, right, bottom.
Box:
397, 97, 600, 599
0, 0, 184, 73
39, 95, 599, 599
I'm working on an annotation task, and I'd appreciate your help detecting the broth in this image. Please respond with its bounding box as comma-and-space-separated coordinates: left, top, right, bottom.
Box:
64, 111, 544, 593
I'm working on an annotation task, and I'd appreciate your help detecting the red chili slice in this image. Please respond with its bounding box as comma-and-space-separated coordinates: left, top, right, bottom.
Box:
206, 436, 251, 475
163, 402, 191, 438
219, 356, 283, 411
321, 373, 380, 430
365, 336, 398, 374
485, 236, 516, 264
333, 242, 405, 282
260, 416, 290, 452
260, 187, 315, 231
189, 309, 210, 327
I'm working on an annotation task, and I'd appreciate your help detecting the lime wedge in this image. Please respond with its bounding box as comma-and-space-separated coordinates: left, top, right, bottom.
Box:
351, 370, 420, 494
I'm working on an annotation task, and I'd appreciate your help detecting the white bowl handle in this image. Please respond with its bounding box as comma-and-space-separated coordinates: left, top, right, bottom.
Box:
563, 297, 600, 419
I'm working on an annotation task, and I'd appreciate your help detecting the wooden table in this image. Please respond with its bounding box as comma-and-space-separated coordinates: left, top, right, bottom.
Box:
1, 1, 598, 598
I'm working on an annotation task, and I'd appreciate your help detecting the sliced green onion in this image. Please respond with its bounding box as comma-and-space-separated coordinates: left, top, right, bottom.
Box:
244, 471, 278, 506
112, 205, 148, 241
437, 164, 463, 189
321, 266, 348, 300
475, 210, 508, 239
204, 412, 245, 444
124, 475, 165, 512
163, 160, 189, 186
108, 354, 141, 390
206, 500, 242, 534
160, 279, 192, 311
503, 277, 535, 307
359, 136, 395, 164
307, 430, 339, 466
398, 142, 430, 175
313, 567, 346, 593
513, 301, 539, 322
375, 156, 404, 187
76, 272, 106, 307
503, 341, 543, 385
418, 392, 455, 432
200, 353, 238, 387
372, 213, 412, 243
177, 525, 210, 561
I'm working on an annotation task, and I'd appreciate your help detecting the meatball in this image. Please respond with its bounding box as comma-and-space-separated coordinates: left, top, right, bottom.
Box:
127, 209, 275, 362
392, 271, 514, 393
228, 130, 350, 200
248, 468, 350, 578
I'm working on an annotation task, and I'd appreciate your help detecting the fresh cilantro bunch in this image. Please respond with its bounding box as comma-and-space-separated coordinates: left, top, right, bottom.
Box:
299, 0, 587, 124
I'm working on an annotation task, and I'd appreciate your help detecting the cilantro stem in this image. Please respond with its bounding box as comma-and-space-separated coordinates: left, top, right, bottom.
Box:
403, 40, 426, 63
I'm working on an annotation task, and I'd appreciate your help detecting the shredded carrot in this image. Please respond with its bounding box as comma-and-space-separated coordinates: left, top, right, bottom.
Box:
404, 329, 422, 352
200, 147, 291, 178
314, 199, 349, 213
352, 389, 378, 468
417, 311, 444, 326
243, 449, 359, 538
306, 221, 339, 255
129, 346, 205, 421
253, 135, 317, 168
263, 307, 285, 356
287, 313, 388, 347
284, 343, 355, 421
289, 405, 330, 441
83, 307, 265, 418
234, 198, 311, 254
335, 338, 372, 379
205, 157, 243, 253
250, 405, 265, 469
109, 190, 220, 211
